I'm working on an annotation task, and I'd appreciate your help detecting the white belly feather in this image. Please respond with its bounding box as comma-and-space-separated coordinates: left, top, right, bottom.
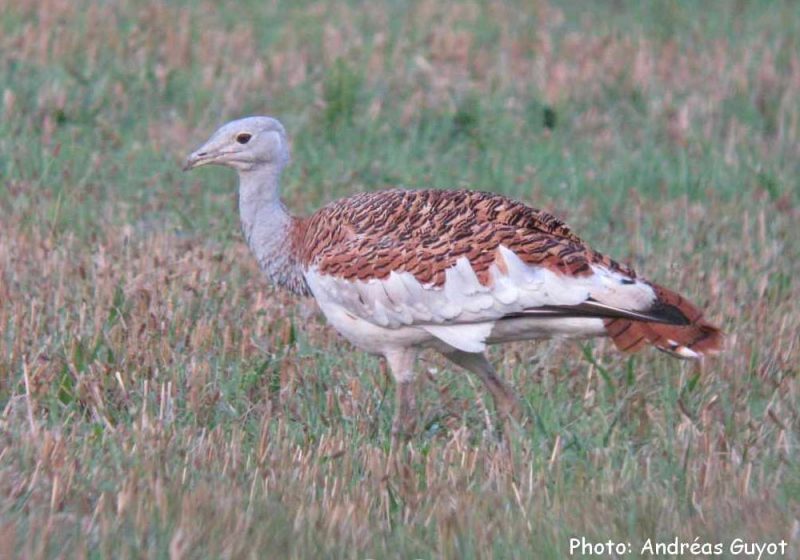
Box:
303, 245, 655, 354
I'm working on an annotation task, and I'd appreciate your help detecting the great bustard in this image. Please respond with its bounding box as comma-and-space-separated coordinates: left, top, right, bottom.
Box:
184, 116, 722, 439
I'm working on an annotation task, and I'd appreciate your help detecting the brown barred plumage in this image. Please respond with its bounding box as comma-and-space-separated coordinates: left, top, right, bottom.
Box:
604, 283, 722, 357
293, 189, 631, 286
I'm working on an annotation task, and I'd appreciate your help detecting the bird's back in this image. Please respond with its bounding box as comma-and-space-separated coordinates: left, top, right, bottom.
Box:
293, 188, 627, 286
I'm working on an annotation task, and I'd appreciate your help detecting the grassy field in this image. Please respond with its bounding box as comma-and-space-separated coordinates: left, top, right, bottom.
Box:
1, 0, 799, 557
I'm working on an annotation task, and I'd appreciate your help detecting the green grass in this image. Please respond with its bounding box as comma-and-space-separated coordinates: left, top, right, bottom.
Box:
1, 0, 798, 557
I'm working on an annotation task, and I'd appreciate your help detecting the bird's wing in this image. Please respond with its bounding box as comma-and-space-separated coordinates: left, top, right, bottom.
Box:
295, 189, 689, 353
304, 247, 667, 352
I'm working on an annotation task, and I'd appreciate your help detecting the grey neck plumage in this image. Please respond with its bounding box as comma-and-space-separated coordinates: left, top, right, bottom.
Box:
237, 165, 309, 296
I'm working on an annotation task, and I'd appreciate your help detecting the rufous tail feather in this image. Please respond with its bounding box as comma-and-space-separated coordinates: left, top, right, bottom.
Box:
604, 283, 722, 359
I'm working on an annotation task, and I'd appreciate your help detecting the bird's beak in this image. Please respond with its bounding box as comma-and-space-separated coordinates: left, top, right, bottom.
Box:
183, 132, 227, 171
182, 150, 211, 171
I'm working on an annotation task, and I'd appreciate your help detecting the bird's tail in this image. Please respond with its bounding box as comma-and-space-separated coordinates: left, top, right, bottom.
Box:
604, 282, 722, 359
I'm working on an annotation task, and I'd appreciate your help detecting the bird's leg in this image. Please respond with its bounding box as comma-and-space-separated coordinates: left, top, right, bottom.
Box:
384, 348, 418, 444
392, 380, 417, 442
441, 349, 524, 435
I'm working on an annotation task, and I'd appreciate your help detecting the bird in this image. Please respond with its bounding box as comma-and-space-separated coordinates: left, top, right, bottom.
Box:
183, 116, 722, 440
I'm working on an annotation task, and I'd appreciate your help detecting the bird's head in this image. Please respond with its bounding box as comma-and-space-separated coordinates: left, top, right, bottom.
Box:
183, 116, 290, 173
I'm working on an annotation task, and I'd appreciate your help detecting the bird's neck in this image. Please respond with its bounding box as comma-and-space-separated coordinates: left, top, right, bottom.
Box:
237, 166, 309, 296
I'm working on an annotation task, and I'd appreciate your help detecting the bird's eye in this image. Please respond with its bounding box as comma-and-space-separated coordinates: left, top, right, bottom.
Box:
236, 133, 252, 144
